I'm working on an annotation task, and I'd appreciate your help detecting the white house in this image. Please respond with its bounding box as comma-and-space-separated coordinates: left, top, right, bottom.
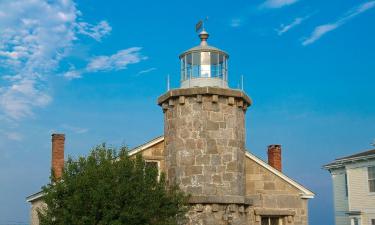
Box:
324, 149, 375, 225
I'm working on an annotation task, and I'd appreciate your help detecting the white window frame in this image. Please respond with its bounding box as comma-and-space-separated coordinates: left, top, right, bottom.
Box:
261, 216, 285, 225
145, 160, 161, 179
351, 217, 361, 225
368, 166, 375, 193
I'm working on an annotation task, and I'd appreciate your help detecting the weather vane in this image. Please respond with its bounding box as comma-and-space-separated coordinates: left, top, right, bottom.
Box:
195, 17, 209, 33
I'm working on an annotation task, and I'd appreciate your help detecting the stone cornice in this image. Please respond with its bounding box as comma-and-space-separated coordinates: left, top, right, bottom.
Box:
189, 195, 253, 205
157, 87, 252, 106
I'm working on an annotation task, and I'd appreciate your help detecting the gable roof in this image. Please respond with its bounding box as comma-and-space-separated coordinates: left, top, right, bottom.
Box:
337, 149, 375, 160
323, 148, 375, 170
27, 135, 315, 202
244, 151, 314, 199
128, 135, 164, 156
26, 190, 44, 203
129, 136, 315, 199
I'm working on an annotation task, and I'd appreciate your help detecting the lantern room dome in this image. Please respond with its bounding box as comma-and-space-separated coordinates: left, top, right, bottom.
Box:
179, 30, 229, 89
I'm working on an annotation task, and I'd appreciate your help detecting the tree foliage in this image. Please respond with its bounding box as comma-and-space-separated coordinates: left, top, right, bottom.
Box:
39, 144, 189, 225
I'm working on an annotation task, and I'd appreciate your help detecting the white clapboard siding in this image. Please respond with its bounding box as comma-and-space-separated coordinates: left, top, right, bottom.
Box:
332, 170, 350, 225
336, 216, 350, 225
333, 172, 349, 211
348, 164, 375, 211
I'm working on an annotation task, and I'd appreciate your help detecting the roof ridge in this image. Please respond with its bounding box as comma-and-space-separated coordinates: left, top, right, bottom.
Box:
336, 148, 375, 160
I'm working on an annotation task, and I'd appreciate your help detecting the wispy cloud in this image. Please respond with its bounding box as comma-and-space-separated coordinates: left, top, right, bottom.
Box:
0, 79, 51, 119
302, 1, 375, 46
63, 47, 146, 80
0, 0, 113, 121
0, 0, 77, 120
0, 0, 141, 121
0, 129, 23, 141
277, 15, 311, 35
261, 0, 299, 9
76, 21, 112, 42
63, 66, 82, 80
61, 124, 88, 134
137, 67, 156, 75
86, 48, 146, 72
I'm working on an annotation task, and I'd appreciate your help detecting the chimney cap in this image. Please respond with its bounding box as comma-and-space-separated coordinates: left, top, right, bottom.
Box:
52, 133, 65, 139
268, 144, 281, 148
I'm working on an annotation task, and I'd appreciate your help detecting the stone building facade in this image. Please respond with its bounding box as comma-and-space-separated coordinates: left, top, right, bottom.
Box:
127, 135, 312, 225
27, 29, 314, 225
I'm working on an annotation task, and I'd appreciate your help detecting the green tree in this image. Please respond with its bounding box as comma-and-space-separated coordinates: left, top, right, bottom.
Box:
38, 144, 189, 225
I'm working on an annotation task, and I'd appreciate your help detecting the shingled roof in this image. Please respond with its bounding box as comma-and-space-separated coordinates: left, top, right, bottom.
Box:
336, 149, 375, 160
323, 148, 375, 169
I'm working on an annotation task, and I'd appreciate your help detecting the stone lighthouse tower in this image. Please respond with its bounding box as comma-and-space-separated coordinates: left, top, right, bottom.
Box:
158, 30, 252, 224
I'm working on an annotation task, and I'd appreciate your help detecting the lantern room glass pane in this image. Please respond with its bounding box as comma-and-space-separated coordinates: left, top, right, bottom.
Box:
219, 54, 225, 79
192, 52, 200, 78
201, 52, 211, 77
186, 54, 192, 80
180, 51, 228, 84
210, 52, 219, 78
181, 58, 186, 81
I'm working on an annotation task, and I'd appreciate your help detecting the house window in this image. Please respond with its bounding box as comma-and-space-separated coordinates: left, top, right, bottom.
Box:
353, 217, 359, 225
371, 219, 375, 225
261, 217, 284, 225
368, 166, 375, 192
145, 160, 160, 178
145, 161, 158, 170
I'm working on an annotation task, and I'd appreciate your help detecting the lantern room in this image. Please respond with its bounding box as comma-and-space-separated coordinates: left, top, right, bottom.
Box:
179, 30, 229, 88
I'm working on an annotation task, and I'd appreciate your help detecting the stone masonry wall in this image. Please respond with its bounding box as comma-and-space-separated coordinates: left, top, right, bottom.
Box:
245, 157, 309, 225
159, 87, 252, 225
160, 89, 250, 198
134, 140, 166, 172
30, 199, 46, 225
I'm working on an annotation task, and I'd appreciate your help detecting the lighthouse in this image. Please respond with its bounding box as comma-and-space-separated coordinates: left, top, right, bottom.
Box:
158, 29, 252, 224
27, 27, 314, 225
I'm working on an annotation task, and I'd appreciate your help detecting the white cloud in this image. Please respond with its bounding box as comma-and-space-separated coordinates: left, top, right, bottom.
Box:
302, 24, 339, 46
86, 48, 146, 73
0, 79, 51, 119
0, 129, 23, 141
0, 0, 136, 121
77, 20, 112, 42
61, 124, 88, 134
302, 1, 375, 46
63, 69, 82, 80
62, 48, 146, 80
137, 67, 156, 75
261, 0, 298, 9
277, 15, 310, 35
0, 0, 77, 120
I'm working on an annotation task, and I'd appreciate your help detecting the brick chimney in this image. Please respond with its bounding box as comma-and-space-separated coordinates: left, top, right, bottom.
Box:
51, 133, 65, 180
268, 144, 282, 172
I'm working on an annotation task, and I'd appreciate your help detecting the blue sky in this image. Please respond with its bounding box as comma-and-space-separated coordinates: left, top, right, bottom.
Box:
0, 0, 375, 224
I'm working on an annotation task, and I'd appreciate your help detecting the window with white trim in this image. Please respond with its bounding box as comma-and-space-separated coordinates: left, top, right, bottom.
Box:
145, 160, 160, 178
261, 217, 284, 225
352, 217, 360, 225
368, 166, 375, 192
